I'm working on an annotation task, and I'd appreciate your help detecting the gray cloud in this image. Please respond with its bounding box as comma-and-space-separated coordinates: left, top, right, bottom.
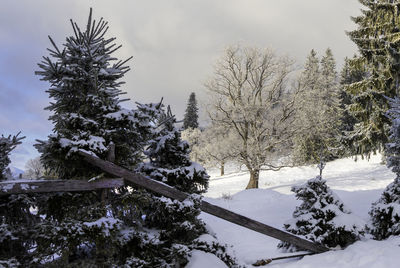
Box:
1, 0, 362, 169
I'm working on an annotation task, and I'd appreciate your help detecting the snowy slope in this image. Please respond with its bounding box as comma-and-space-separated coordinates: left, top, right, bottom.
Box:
9, 166, 24, 178
187, 154, 400, 267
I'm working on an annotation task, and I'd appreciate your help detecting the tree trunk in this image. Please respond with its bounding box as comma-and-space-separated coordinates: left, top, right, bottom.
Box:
246, 169, 259, 189
220, 161, 225, 176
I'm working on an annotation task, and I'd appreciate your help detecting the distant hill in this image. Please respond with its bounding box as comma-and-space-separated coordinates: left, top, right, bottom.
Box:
9, 166, 24, 178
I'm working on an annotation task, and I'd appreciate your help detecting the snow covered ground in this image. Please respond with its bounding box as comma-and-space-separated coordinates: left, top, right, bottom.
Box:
187, 154, 400, 267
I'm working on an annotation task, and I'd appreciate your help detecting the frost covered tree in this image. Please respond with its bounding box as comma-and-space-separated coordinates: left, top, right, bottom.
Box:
0, 132, 24, 180
345, 0, 400, 157
183, 92, 199, 129
24, 157, 45, 179
185, 124, 237, 176
35, 9, 140, 179
181, 126, 202, 162
293, 49, 342, 164
278, 164, 364, 252
205, 46, 297, 189
368, 97, 400, 240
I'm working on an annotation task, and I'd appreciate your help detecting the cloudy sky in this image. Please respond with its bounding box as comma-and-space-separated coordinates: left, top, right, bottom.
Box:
1, 0, 362, 169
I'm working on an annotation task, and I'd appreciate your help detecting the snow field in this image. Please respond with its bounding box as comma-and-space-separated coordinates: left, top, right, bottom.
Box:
188, 154, 400, 267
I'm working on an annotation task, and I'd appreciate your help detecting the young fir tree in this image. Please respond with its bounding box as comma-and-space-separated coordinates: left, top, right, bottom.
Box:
136, 104, 238, 267
368, 97, 400, 240
183, 92, 199, 129
0, 132, 24, 180
35, 9, 140, 179
140, 105, 209, 194
278, 162, 364, 252
345, 0, 400, 157
293, 49, 342, 164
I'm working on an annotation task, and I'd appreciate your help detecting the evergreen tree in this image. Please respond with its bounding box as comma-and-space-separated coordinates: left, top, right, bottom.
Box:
345, 0, 400, 157
0, 132, 24, 180
278, 163, 364, 252
136, 104, 237, 267
140, 105, 209, 194
339, 56, 367, 154
1, 10, 239, 267
183, 92, 199, 129
369, 97, 400, 240
293, 49, 342, 164
0, 132, 29, 267
35, 8, 140, 179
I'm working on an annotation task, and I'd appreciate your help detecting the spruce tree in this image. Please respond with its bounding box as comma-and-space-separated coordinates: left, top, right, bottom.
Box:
1, 10, 239, 267
369, 97, 400, 240
140, 105, 209, 194
278, 164, 364, 252
0, 132, 29, 267
35, 9, 140, 179
0, 132, 24, 180
183, 92, 199, 129
345, 0, 400, 157
293, 49, 342, 164
136, 104, 237, 267
339, 57, 367, 153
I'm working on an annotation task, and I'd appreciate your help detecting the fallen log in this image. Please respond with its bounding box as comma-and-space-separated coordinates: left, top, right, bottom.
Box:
78, 150, 329, 254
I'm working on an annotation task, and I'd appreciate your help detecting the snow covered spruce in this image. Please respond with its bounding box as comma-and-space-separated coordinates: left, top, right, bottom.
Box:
368, 97, 400, 240
0, 9, 239, 267
0, 133, 24, 180
278, 168, 364, 252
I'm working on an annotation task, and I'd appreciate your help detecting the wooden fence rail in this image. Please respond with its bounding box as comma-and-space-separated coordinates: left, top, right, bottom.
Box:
78, 151, 329, 253
0, 178, 124, 196
0, 152, 329, 254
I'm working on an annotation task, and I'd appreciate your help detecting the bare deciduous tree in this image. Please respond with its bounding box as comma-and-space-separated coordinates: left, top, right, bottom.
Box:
183, 124, 237, 176
25, 157, 45, 179
205, 46, 298, 189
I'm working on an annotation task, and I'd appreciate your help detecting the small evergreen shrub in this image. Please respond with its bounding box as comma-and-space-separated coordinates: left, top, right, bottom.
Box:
278, 175, 364, 252
368, 97, 400, 240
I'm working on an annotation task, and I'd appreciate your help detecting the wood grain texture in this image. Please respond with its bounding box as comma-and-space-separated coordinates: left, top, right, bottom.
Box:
0, 178, 124, 196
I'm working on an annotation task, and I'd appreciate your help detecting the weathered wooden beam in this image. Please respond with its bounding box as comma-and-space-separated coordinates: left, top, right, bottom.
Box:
0, 178, 125, 196
79, 150, 329, 253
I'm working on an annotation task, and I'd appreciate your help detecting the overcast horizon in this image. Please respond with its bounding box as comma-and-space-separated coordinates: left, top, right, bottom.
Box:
1, 0, 362, 169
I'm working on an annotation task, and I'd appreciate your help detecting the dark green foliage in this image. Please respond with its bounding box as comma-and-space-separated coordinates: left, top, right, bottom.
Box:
35, 9, 139, 179
339, 57, 366, 136
1, 9, 238, 267
368, 177, 400, 240
183, 92, 199, 129
140, 105, 209, 194
278, 175, 364, 252
0, 132, 24, 180
0, 194, 39, 265
345, 0, 400, 157
368, 97, 400, 240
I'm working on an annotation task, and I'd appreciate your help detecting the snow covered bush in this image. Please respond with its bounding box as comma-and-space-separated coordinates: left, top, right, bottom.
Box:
0, 132, 24, 180
278, 174, 364, 251
368, 97, 400, 240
